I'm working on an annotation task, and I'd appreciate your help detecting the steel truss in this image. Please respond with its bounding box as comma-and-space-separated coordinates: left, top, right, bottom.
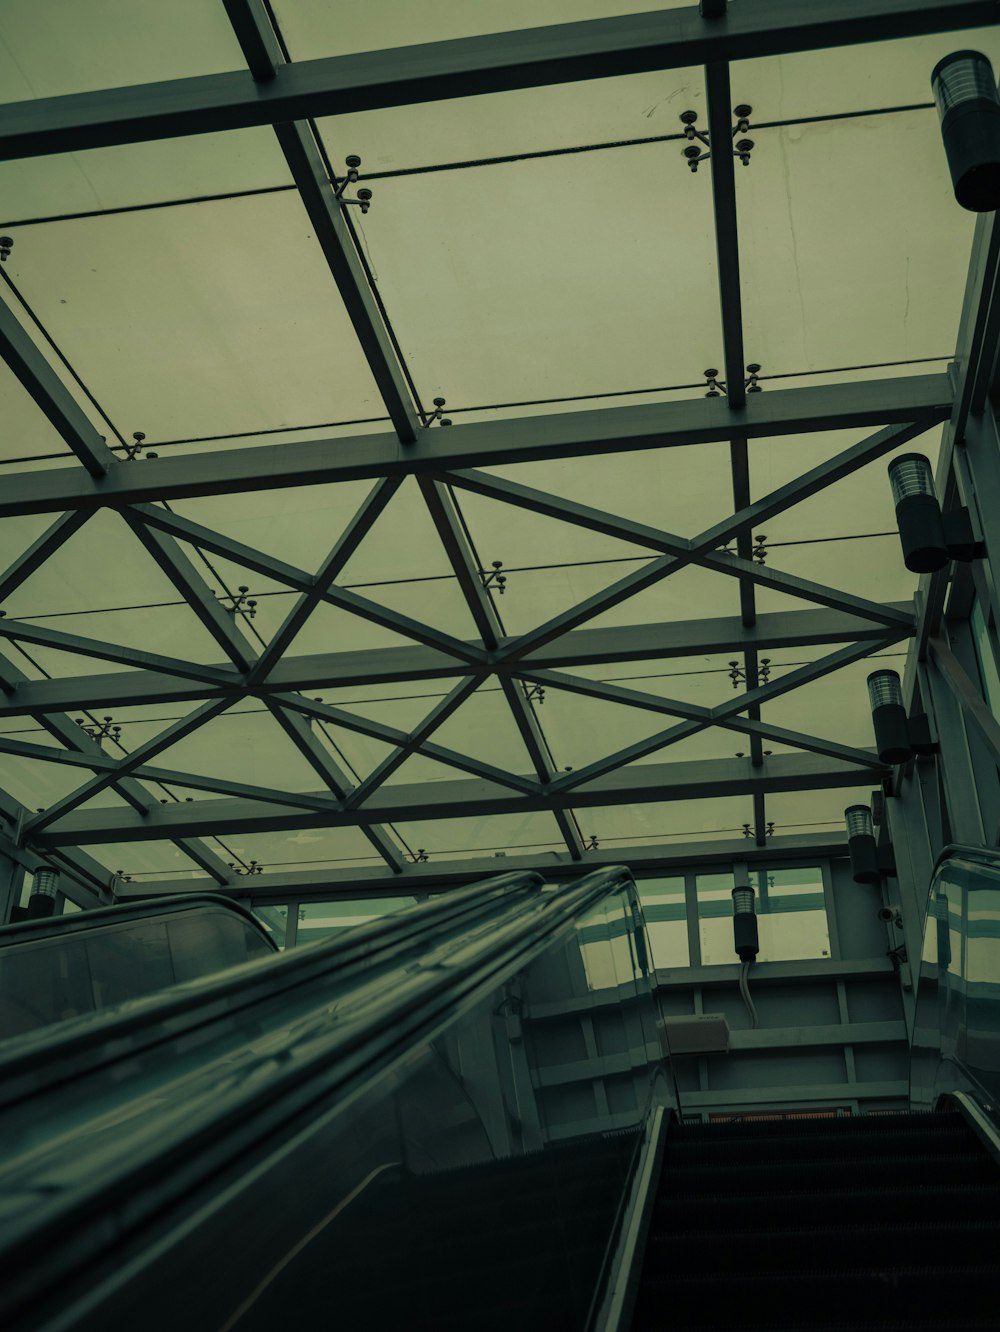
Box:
0, 2, 992, 896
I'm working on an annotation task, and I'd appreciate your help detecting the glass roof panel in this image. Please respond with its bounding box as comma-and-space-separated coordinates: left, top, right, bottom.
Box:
355, 142, 722, 410
740, 111, 971, 379
86, 838, 234, 878
739, 26, 1000, 124
0, 132, 292, 226
766, 786, 879, 840
0, 1, 244, 102
319, 67, 702, 174
274, 1, 689, 56
750, 422, 943, 546
129, 707, 326, 794
4, 193, 385, 443
759, 652, 906, 750
584, 797, 751, 847
387, 810, 566, 859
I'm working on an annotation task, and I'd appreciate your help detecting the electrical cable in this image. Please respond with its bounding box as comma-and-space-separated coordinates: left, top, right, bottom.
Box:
738, 959, 759, 1030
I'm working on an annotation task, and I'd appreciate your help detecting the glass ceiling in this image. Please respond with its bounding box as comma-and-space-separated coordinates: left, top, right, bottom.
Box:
0, 4, 990, 889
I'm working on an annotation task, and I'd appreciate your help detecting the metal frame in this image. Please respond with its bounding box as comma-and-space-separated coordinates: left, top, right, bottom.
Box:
0, 3, 994, 897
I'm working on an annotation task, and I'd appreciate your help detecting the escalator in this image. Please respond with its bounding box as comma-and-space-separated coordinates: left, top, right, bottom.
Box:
1, 853, 999, 1330
0, 866, 669, 1331
0, 892, 277, 1038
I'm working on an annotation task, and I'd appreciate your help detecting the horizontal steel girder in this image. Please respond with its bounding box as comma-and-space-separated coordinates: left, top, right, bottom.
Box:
33, 752, 885, 846
0, 603, 914, 717
113, 832, 848, 898
0, 2, 991, 160
0, 376, 951, 517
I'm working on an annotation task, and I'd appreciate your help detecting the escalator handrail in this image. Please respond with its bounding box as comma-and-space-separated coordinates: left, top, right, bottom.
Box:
0, 866, 640, 1314
931, 842, 1000, 875
0, 891, 274, 949
0, 868, 547, 1101
587, 1098, 672, 1332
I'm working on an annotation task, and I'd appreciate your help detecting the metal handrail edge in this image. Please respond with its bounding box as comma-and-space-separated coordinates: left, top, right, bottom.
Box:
587, 1100, 672, 1332
938, 1089, 1000, 1168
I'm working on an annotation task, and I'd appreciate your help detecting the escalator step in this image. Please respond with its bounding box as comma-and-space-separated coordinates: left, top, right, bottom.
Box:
643, 1220, 1000, 1276
631, 1263, 1000, 1329
661, 1153, 990, 1196
666, 1127, 974, 1166
672, 1113, 958, 1139
652, 1183, 1000, 1231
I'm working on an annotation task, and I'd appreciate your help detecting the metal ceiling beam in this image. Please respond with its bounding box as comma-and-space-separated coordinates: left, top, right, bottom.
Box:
0, 511, 91, 604
342, 676, 483, 809
0, 376, 952, 517
547, 636, 903, 793
418, 477, 585, 858
0, 292, 116, 478
0, 616, 242, 684
0, 652, 233, 883
31, 751, 885, 846
114, 832, 847, 898
266, 701, 406, 871
0, 734, 346, 813
0, 603, 913, 717
445, 415, 940, 582
223, 0, 420, 443
123, 506, 406, 871
246, 476, 402, 682
274, 694, 541, 794
130, 503, 488, 666
0, 1, 990, 160
121, 510, 257, 672
23, 697, 239, 833
517, 667, 885, 769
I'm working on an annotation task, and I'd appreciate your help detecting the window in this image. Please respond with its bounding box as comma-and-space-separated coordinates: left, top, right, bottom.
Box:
636, 875, 689, 968
697, 866, 831, 964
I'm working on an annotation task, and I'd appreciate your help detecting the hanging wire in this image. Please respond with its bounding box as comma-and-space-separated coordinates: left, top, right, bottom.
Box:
738, 960, 759, 1030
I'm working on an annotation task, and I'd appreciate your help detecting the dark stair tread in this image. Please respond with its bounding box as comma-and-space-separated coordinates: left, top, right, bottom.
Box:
636, 1322, 999, 1332
673, 1113, 960, 1138
632, 1264, 1000, 1329
660, 1152, 990, 1195
666, 1127, 976, 1164
642, 1218, 1000, 1275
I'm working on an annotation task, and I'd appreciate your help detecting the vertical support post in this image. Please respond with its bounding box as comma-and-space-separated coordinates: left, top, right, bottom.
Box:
0, 846, 25, 925
921, 657, 987, 845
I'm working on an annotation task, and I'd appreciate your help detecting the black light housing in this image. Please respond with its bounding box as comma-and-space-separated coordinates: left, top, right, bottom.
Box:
888, 454, 948, 573
867, 669, 912, 765
732, 884, 759, 961
25, 867, 59, 920
932, 50, 1000, 212
845, 804, 881, 884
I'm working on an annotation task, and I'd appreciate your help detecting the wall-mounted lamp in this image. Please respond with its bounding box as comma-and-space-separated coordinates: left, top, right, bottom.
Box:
845, 805, 881, 884
731, 884, 759, 960
887, 454, 982, 573
25, 867, 59, 920
867, 670, 911, 764
866, 669, 938, 765
932, 50, 1000, 212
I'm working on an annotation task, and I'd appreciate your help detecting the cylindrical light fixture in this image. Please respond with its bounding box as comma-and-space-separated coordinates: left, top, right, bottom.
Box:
932, 51, 1000, 212
845, 804, 880, 884
867, 669, 913, 765
25, 867, 59, 920
731, 884, 759, 960
888, 454, 948, 573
